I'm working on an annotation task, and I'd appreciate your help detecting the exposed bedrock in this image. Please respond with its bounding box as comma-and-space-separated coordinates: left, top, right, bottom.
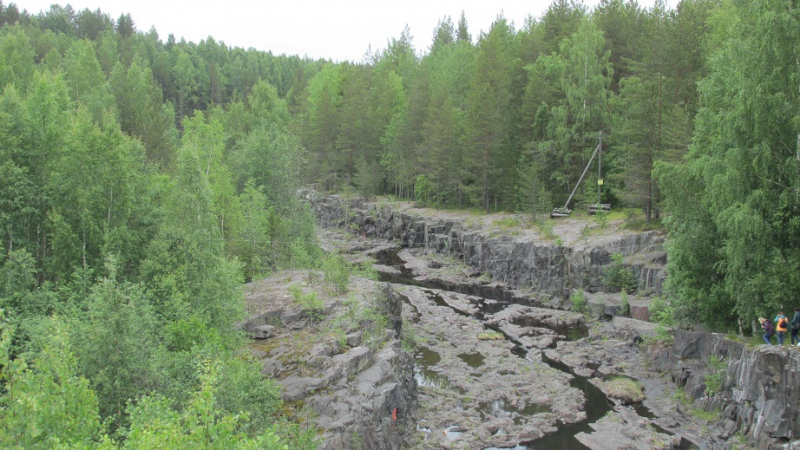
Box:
649, 329, 800, 446
302, 191, 667, 303
242, 273, 417, 449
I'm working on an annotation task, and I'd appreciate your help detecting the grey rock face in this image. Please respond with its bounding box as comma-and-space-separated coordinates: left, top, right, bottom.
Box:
302, 190, 667, 303
252, 324, 274, 339
575, 407, 679, 450
649, 329, 800, 445
243, 271, 417, 449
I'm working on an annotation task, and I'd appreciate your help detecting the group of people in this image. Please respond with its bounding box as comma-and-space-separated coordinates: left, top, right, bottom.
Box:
760, 309, 800, 345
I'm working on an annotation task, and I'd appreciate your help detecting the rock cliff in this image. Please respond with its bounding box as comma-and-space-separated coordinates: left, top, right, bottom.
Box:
649, 329, 800, 446
242, 271, 417, 449
303, 190, 667, 300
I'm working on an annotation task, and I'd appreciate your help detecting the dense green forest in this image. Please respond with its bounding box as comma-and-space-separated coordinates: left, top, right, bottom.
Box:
0, 0, 797, 446
0, 1, 321, 447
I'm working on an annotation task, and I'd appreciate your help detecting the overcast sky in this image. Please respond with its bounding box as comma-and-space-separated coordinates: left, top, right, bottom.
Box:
15, 0, 674, 62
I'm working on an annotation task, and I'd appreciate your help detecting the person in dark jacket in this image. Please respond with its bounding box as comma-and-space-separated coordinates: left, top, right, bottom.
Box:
791, 308, 800, 345
761, 317, 775, 345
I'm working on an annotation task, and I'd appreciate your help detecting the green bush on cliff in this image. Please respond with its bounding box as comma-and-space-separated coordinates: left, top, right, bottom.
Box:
704, 355, 728, 398
571, 289, 587, 314
289, 285, 324, 321
603, 253, 638, 294
322, 253, 351, 294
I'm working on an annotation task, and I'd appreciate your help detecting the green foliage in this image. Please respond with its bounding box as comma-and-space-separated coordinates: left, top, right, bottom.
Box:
494, 217, 520, 228
213, 355, 283, 437
570, 289, 587, 314
655, 0, 800, 329
603, 253, 638, 294
414, 174, 434, 207
401, 321, 418, 352
594, 211, 609, 229
649, 296, 675, 327
331, 291, 391, 351
331, 327, 348, 353
652, 325, 674, 345
691, 407, 721, 422
357, 301, 390, 349
322, 253, 351, 295
353, 262, 379, 281
124, 361, 292, 449
68, 267, 159, 432
703, 355, 728, 398
0, 1, 742, 444
0, 315, 106, 449
538, 221, 557, 241
621, 208, 647, 230
619, 291, 630, 318
289, 285, 324, 321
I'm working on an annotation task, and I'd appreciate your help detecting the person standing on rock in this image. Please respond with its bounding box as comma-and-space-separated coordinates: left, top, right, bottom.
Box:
761, 317, 775, 345
775, 311, 789, 345
791, 308, 800, 345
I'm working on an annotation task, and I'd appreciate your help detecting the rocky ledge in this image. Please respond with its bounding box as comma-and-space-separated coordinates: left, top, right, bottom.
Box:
240, 271, 417, 449
648, 329, 800, 448
303, 190, 667, 301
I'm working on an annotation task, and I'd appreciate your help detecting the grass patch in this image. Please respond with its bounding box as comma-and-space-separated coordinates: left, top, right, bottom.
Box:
724, 333, 766, 347
537, 220, 558, 241
477, 331, 505, 341
289, 285, 325, 321
691, 407, 721, 422
602, 377, 644, 404
673, 386, 693, 406
328, 289, 391, 351
494, 217, 521, 228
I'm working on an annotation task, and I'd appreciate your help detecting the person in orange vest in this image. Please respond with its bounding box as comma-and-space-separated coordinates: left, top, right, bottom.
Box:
775, 311, 789, 345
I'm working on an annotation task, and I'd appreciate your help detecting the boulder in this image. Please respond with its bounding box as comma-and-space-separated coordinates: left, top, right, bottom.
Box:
252, 324, 274, 339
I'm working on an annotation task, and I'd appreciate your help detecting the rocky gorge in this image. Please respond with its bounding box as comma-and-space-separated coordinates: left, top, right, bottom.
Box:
239, 192, 800, 449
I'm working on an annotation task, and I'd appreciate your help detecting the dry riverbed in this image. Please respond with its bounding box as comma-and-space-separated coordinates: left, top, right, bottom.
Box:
241, 199, 749, 449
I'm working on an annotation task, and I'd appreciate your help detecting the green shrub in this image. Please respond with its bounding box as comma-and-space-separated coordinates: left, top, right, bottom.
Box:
414, 175, 433, 207
289, 285, 324, 321
594, 211, 609, 229
619, 291, 631, 317
540, 221, 557, 241
353, 262, 378, 281
654, 325, 673, 344
571, 289, 587, 314
649, 296, 675, 326
704, 355, 728, 398
580, 224, 592, 240
495, 217, 520, 228
322, 253, 351, 294
622, 208, 646, 230
603, 253, 638, 294
401, 321, 417, 352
